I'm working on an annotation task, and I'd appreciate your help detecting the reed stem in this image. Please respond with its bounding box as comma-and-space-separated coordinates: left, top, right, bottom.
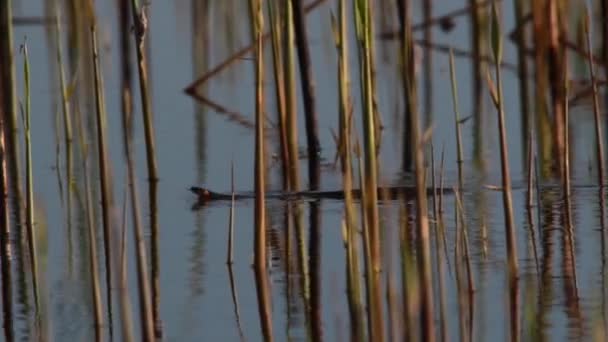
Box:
20, 41, 40, 312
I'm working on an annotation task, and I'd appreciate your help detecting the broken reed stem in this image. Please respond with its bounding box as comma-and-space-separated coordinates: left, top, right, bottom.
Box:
20, 42, 40, 312
54, 8, 73, 233
91, 23, 114, 329
490, 3, 519, 278
290, 0, 320, 189
129, 1, 161, 335
585, 8, 606, 187
250, 0, 267, 270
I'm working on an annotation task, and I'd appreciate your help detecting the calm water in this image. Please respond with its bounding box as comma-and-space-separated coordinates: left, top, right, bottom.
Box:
11, 0, 608, 341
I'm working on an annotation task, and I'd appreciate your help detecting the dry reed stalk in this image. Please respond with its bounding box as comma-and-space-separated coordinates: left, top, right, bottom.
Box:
513, 0, 531, 161
422, 0, 432, 127
354, 0, 383, 339
129, 1, 161, 335
254, 267, 274, 341
603, 0, 608, 85
400, 0, 434, 337
332, 0, 364, 339
526, 132, 540, 276
54, 8, 74, 235
0, 93, 14, 342
397, 0, 414, 171
117, 180, 134, 342
283, 0, 300, 192
121, 65, 155, 342
0, 0, 24, 235
489, 2, 519, 279
91, 23, 115, 330
584, 8, 606, 187
267, 0, 289, 189
82, 138, 104, 342
290, 0, 320, 189
531, 0, 552, 175
250, 0, 267, 270
547, 0, 566, 178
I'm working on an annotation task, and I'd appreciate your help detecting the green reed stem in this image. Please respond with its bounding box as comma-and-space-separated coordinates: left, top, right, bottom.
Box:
0, 109, 13, 342
20, 41, 40, 313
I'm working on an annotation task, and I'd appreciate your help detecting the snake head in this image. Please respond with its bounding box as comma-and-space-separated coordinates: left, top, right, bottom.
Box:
190, 186, 212, 203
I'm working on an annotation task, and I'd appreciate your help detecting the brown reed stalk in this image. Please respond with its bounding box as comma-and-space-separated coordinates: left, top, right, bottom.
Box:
422, 0, 433, 127
397, 0, 414, 171
561, 53, 578, 291
20, 42, 40, 312
290, 0, 320, 189
354, 0, 384, 339
526, 132, 540, 276
489, 2, 519, 279
513, 0, 531, 161
54, 8, 74, 234
283, 0, 300, 192
584, 7, 606, 187
399, 1, 434, 339
81, 130, 104, 342
547, 0, 566, 178
91, 22, 115, 330
117, 180, 134, 342
0, 0, 24, 235
119, 50, 155, 342
267, 0, 289, 189
250, 0, 267, 270
129, 1, 162, 335
0, 87, 14, 342
603, 0, 608, 85
332, 0, 363, 338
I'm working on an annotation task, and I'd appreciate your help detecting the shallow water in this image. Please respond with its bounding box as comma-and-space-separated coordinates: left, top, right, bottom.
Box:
10, 0, 608, 341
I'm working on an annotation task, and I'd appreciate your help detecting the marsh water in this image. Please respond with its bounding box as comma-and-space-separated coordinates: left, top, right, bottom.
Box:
10, 0, 608, 341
